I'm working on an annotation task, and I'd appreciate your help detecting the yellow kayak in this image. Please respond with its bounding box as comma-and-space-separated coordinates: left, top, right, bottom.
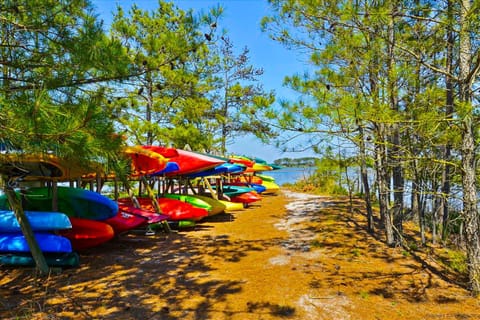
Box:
261, 180, 280, 194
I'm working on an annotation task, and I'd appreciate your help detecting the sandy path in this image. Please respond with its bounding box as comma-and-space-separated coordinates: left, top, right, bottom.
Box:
1, 190, 480, 319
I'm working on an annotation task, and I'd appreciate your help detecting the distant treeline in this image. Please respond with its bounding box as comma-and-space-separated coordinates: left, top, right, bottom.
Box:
272, 157, 318, 167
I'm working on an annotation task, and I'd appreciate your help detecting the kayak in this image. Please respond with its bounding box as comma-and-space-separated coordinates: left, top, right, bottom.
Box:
104, 207, 149, 234
162, 193, 213, 212
0, 187, 118, 221
188, 194, 226, 216
0, 153, 97, 181
0, 232, 72, 253
117, 197, 208, 221
57, 217, 115, 251
226, 182, 267, 194
261, 180, 281, 194
213, 185, 256, 197
116, 204, 170, 224
140, 145, 179, 158
218, 199, 244, 211
0, 210, 72, 232
0, 252, 80, 268
123, 146, 168, 176
187, 163, 245, 178
151, 149, 225, 176
228, 155, 255, 167
230, 191, 262, 205
149, 161, 180, 176
244, 163, 273, 173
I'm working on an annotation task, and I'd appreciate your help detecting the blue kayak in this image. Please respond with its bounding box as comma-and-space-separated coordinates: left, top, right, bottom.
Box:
149, 161, 180, 176
0, 232, 72, 253
0, 210, 72, 232
187, 163, 245, 178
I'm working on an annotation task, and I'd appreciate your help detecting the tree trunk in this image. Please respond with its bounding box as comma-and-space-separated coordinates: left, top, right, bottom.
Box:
387, 1, 403, 245
358, 123, 374, 233
4, 185, 49, 274
458, 0, 480, 295
441, 0, 454, 241
375, 124, 394, 245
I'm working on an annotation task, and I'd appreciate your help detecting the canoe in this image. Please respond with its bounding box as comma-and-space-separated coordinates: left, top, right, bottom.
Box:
0, 232, 72, 253
150, 149, 225, 176
0, 252, 80, 267
117, 197, 208, 221
58, 217, 115, 251
3, 187, 118, 221
0, 210, 72, 232
123, 146, 168, 176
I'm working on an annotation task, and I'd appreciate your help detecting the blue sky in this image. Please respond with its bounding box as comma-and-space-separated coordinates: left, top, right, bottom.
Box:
92, 0, 315, 162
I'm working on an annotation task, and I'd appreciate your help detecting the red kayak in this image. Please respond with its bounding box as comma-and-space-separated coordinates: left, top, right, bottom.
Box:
230, 191, 262, 205
141, 145, 179, 158
58, 217, 115, 251
117, 197, 208, 221
104, 207, 150, 235
144, 148, 225, 176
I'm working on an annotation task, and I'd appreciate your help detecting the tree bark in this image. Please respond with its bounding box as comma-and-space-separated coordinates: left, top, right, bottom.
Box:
458, 0, 480, 295
375, 124, 394, 246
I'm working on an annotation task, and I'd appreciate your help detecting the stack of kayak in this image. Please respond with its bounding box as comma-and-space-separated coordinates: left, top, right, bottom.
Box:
0, 209, 79, 267
0, 145, 283, 268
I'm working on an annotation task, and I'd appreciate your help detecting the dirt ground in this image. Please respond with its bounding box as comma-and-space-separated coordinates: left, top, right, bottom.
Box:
1, 189, 480, 319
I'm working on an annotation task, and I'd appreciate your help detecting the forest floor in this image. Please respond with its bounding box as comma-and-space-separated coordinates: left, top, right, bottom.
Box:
1, 189, 480, 319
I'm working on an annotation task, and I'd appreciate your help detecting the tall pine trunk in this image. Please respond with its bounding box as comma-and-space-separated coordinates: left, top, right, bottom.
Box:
387, 1, 403, 245
441, 0, 454, 241
458, 0, 480, 295
358, 122, 374, 233
375, 124, 394, 246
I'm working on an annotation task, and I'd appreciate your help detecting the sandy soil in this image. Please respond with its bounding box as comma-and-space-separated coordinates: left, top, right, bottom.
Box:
1, 190, 480, 319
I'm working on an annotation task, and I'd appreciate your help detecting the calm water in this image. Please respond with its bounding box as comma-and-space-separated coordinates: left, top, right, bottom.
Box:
263, 167, 315, 186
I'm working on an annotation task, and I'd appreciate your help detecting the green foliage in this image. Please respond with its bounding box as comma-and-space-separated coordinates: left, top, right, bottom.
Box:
207, 36, 276, 154
109, 2, 217, 148
0, 0, 128, 169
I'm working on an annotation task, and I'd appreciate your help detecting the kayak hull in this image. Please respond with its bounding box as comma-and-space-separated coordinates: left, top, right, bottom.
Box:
0, 210, 72, 232
0, 232, 72, 253
58, 217, 115, 251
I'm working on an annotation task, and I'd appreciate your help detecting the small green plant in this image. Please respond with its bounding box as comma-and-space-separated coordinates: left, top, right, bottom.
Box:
408, 241, 418, 251
311, 239, 323, 248
447, 250, 467, 274
359, 291, 370, 299
351, 248, 361, 257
